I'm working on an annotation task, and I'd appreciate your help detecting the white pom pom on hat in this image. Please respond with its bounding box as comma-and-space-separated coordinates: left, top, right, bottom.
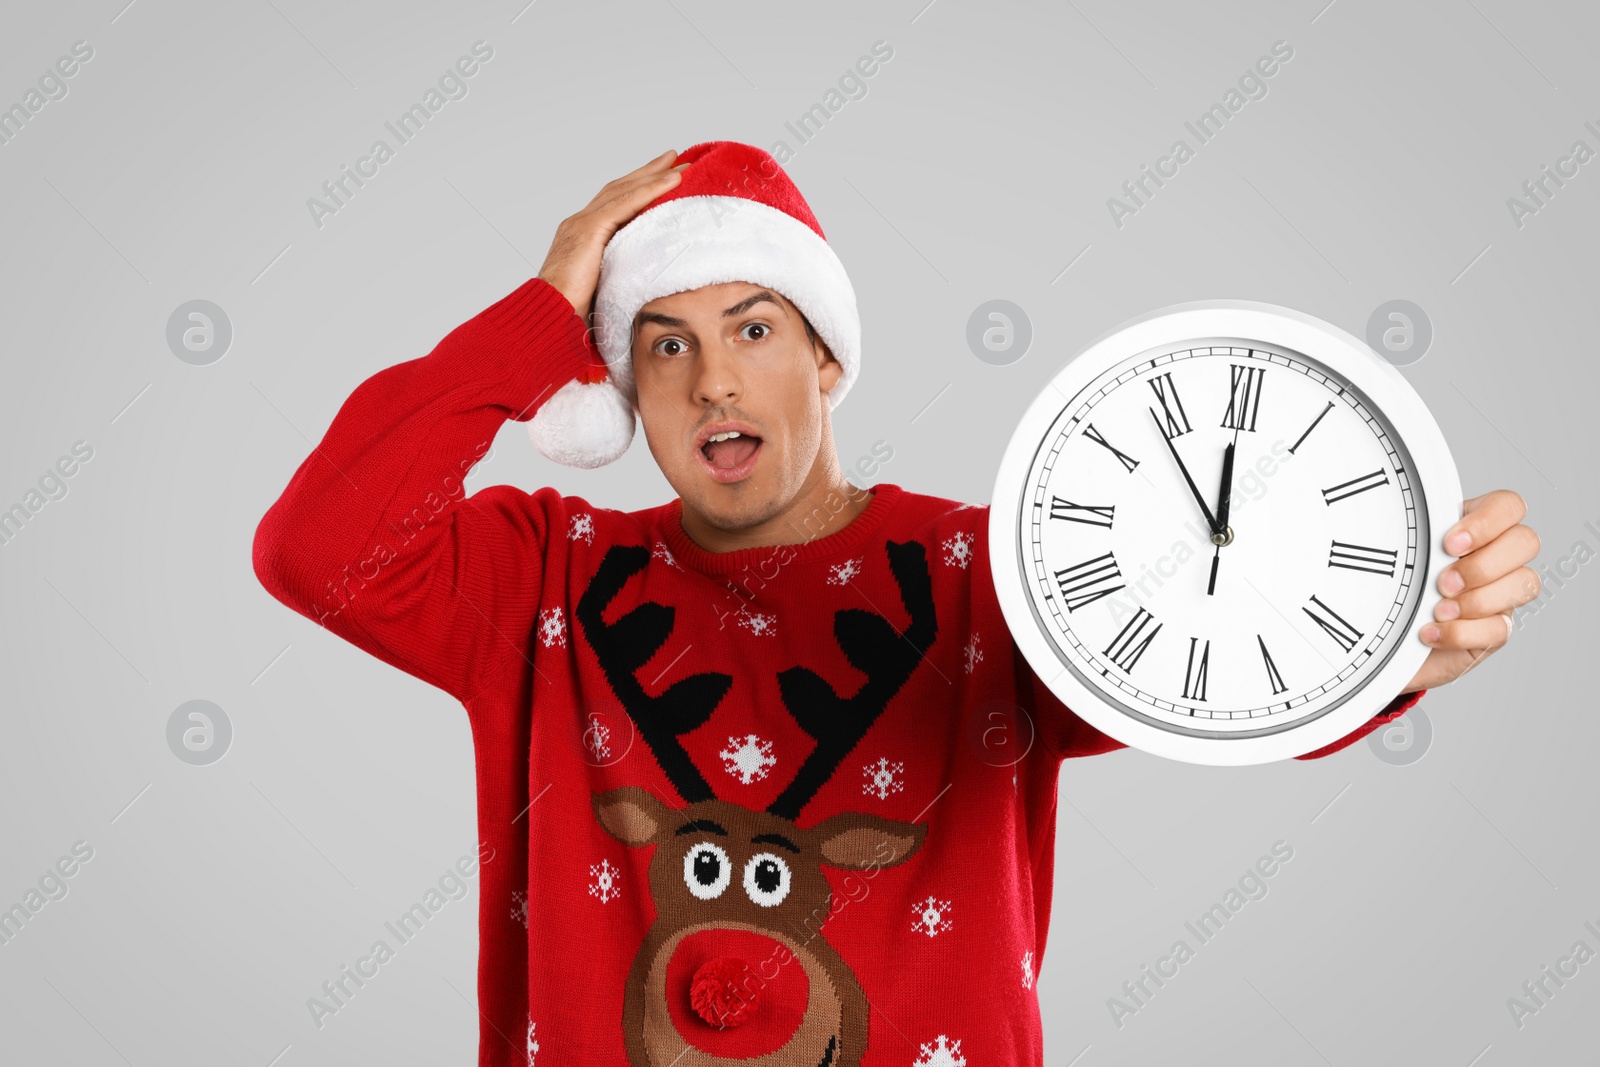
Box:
527, 140, 861, 469
526, 361, 636, 470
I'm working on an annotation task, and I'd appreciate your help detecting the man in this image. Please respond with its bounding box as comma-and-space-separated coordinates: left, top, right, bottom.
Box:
253, 141, 1540, 1066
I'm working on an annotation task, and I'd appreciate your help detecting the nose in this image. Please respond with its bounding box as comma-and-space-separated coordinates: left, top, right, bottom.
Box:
666, 928, 808, 1055
692, 339, 743, 407
691, 955, 760, 1027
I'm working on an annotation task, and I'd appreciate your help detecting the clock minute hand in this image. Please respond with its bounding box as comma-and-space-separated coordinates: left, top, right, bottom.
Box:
1149, 407, 1220, 535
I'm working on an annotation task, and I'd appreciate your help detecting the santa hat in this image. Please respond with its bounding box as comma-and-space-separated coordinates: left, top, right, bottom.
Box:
528, 141, 861, 469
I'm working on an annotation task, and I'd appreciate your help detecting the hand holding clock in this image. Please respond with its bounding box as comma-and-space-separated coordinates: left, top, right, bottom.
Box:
1405, 489, 1540, 693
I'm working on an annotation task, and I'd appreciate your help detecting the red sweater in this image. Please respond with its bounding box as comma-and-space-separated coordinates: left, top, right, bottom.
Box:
252, 277, 1422, 1067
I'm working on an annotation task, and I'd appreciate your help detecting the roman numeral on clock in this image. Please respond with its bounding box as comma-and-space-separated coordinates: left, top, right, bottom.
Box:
1182, 638, 1210, 702
1104, 608, 1162, 673
1049, 496, 1115, 528
1328, 540, 1399, 577
1257, 635, 1288, 696
1322, 469, 1390, 505
1053, 552, 1125, 611
1220, 364, 1265, 432
1302, 595, 1364, 653
1084, 422, 1140, 473
1148, 372, 1193, 439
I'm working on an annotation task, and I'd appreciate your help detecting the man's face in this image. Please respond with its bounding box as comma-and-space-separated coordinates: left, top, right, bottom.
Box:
631, 281, 841, 531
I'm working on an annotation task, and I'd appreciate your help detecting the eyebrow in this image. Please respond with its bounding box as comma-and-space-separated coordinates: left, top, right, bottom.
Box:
722, 291, 784, 318
750, 832, 800, 853
634, 291, 784, 332
636, 310, 689, 330
670, 823, 800, 854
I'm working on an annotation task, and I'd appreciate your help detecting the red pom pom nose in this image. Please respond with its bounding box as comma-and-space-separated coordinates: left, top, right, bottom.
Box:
667, 929, 807, 1054
689, 955, 759, 1028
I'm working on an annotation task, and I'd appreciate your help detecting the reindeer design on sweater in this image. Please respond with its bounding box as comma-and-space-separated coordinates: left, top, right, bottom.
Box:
576, 538, 939, 1067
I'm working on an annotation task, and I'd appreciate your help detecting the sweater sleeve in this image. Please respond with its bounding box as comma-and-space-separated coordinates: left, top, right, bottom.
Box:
251, 276, 599, 703
1290, 689, 1426, 760
1019, 654, 1129, 761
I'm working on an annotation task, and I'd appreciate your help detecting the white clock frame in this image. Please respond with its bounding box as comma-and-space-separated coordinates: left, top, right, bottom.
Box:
990, 300, 1462, 765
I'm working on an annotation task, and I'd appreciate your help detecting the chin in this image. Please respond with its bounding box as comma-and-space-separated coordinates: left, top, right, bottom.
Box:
689, 485, 769, 528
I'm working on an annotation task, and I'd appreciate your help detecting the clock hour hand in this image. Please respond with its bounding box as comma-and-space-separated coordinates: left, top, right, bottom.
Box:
1206, 443, 1235, 596
1215, 441, 1236, 534
1149, 407, 1220, 535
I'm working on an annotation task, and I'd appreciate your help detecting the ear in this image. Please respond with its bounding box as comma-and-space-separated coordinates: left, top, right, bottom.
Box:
813, 813, 926, 870
593, 786, 672, 847
813, 334, 842, 397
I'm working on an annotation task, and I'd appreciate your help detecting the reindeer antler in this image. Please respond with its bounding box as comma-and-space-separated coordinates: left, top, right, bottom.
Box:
768, 539, 938, 820
576, 545, 732, 805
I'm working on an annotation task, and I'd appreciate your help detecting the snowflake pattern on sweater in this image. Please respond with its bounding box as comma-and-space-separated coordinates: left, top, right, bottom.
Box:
588, 858, 622, 904
734, 605, 778, 636
914, 1034, 967, 1067
861, 756, 905, 801
582, 712, 613, 762
940, 530, 975, 569
651, 540, 681, 569
536, 607, 567, 648
961, 632, 983, 675
719, 733, 778, 784
910, 895, 954, 938
827, 556, 863, 585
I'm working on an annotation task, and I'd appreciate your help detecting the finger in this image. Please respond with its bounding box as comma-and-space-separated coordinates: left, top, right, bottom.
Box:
1408, 647, 1486, 690
1439, 523, 1540, 595
605, 161, 691, 198
628, 147, 680, 176
1420, 614, 1512, 651
1443, 489, 1528, 556
588, 166, 688, 225
595, 149, 681, 192
1437, 566, 1541, 621
566, 167, 688, 239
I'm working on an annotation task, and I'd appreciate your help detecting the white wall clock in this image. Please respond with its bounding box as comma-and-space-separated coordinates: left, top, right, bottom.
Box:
989, 301, 1461, 765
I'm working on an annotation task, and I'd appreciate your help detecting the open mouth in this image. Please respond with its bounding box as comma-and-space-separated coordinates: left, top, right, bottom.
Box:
698, 430, 763, 484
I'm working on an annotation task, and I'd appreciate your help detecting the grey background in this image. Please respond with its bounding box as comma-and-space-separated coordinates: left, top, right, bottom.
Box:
1, 0, 1594, 1064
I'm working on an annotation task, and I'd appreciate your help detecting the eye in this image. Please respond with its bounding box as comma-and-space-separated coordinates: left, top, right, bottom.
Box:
738, 322, 770, 342
654, 336, 690, 357
743, 852, 791, 907
684, 842, 732, 899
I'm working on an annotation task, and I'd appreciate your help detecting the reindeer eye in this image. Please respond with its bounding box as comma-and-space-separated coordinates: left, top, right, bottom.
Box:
684, 842, 732, 900
743, 852, 791, 907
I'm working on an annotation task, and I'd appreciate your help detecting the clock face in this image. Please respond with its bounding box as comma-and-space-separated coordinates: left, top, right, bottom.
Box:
1022, 339, 1425, 735
991, 304, 1460, 764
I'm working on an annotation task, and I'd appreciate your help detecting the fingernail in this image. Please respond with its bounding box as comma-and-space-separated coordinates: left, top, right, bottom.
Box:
1440, 570, 1465, 596
1435, 598, 1461, 621
1445, 530, 1471, 554
1421, 625, 1441, 644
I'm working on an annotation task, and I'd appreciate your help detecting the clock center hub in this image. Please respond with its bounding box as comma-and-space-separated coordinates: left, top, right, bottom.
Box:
1210, 525, 1234, 548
